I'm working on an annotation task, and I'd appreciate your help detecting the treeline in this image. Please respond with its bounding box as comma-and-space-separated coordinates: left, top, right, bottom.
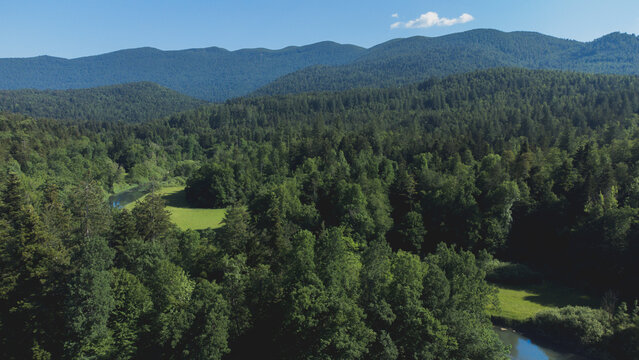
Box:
527, 304, 639, 359
488, 261, 639, 359
2, 68, 639, 358
0, 42, 366, 102
0, 82, 206, 123
255, 30, 639, 96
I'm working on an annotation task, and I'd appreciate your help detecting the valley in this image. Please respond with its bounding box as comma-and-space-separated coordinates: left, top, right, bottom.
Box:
1, 23, 638, 359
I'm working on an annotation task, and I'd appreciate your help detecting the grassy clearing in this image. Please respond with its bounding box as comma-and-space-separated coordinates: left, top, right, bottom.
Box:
124, 186, 226, 230
488, 282, 598, 321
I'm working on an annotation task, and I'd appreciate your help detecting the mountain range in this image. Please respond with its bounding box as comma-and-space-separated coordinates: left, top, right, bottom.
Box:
255, 30, 639, 96
1, 29, 638, 102
0, 42, 365, 102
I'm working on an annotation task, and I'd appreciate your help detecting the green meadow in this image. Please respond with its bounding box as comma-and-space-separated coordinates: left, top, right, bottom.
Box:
488, 282, 598, 321
123, 186, 226, 230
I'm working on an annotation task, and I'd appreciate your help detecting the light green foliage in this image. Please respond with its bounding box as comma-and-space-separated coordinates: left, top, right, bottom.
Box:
132, 192, 173, 242
424, 245, 508, 360
489, 283, 597, 322
149, 259, 195, 349
532, 306, 612, 346
281, 230, 374, 359
108, 268, 153, 359
336, 181, 376, 242
64, 236, 115, 359
388, 250, 450, 359
221, 255, 252, 339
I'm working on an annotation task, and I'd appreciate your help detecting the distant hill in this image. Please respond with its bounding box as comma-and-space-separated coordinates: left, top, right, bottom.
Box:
0, 42, 366, 102
254, 29, 639, 96
0, 82, 207, 122
2, 29, 639, 102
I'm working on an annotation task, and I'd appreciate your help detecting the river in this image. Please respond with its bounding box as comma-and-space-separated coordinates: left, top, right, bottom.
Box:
494, 327, 588, 360
108, 186, 150, 208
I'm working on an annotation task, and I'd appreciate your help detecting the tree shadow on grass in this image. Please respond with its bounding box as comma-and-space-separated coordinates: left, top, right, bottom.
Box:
517, 283, 598, 309
161, 189, 190, 208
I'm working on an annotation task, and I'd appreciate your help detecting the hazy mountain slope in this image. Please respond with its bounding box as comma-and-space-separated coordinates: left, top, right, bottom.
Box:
0, 42, 366, 102
3, 29, 639, 102
0, 82, 207, 122
254, 29, 639, 96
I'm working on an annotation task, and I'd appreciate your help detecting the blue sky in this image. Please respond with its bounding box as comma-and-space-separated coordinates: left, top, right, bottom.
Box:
1, 0, 639, 58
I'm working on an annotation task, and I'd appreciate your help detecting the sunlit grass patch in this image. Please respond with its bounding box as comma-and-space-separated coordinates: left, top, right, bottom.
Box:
488, 282, 598, 321
124, 186, 226, 230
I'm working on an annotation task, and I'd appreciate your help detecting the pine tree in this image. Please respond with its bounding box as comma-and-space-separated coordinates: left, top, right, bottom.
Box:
0, 172, 70, 359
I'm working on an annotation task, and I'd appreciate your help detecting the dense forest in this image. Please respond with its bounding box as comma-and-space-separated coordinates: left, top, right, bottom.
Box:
0, 82, 206, 122
0, 42, 365, 101
2, 68, 639, 359
255, 30, 639, 96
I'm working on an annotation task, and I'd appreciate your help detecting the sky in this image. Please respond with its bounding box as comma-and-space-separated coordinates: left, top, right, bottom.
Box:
1, 0, 639, 58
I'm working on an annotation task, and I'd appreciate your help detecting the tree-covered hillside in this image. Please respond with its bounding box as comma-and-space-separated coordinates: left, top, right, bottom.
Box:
0, 82, 207, 122
255, 29, 639, 95
3, 29, 639, 102
2, 68, 639, 359
0, 42, 366, 102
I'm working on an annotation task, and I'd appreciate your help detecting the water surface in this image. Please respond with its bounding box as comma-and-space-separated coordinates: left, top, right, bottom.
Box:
494, 327, 588, 360
108, 186, 150, 208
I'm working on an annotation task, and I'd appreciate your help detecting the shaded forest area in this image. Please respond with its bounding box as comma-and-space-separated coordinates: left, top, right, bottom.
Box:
0, 82, 207, 123
1, 68, 639, 359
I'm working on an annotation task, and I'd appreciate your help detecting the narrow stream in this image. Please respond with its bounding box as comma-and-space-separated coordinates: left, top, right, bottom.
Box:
494, 327, 588, 360
108, 186, 150, 208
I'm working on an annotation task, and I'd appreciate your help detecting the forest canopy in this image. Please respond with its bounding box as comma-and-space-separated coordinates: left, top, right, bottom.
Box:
1, 68, 639, 359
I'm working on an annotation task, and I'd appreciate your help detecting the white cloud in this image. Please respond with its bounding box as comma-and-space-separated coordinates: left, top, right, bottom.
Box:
391, 13, 399, 18
391, 11, 474, 29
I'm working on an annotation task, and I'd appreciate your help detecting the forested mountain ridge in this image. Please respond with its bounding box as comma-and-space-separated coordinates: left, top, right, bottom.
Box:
0, 82, 207, 122
2, 68, 639, 359
3, 29, 639, 102
255, 29, 639, 95
0, 41, 365, 102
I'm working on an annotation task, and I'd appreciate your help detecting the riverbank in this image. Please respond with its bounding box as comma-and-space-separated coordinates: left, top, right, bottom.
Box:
493, 326, 590, 360
487, 281, 631, 360
488, 282, 597, 322
486, 278, 619, 359
492, 315, 617, 360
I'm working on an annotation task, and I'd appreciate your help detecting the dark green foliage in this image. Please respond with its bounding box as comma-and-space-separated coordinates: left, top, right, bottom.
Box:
531, 306, 612, 346
180, 280, 230, 360
0, 172, 69, 359
68, 181, 112, 239
64, 235, 115, 358
131, 193, 173, 242
3, 67, 639, 358
485, 260, 544, 285
185, 162, 239, 208
217, 204, 253, 256
0, 82, 206, 123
